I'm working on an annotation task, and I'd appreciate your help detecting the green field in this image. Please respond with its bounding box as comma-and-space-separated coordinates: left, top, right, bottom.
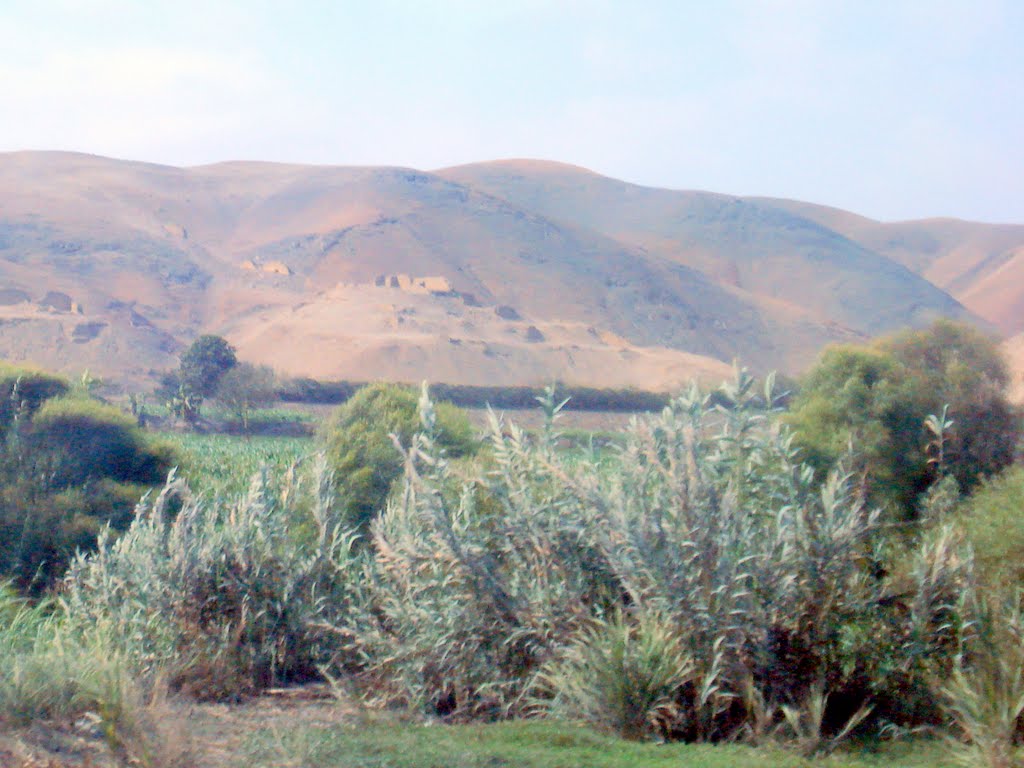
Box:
162, 432, 314, 494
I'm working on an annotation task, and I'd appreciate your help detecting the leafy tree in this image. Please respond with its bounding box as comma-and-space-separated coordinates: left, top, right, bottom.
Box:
787, 320, 1020, 518
180, 334, 237, 397
319, 382, 476, 535
215, 362, 277, 433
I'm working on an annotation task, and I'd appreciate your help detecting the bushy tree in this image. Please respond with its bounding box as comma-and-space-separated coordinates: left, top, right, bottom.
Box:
161, 335, 237, 421
787, 320, 1020, 518
879, 320, 1019, 494
0, 374, 175, 594
319, 382, 476, 534
179, 335, 237, 398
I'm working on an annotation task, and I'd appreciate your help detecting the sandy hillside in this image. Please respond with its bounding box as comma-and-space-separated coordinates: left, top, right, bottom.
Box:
747, 196, 1024, 335
0, 151, 1006, 390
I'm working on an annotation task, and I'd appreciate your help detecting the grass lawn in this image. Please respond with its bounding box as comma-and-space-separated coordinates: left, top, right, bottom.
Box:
240, 718, 958, 768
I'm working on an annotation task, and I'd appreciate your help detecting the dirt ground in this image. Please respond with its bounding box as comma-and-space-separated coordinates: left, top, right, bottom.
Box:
0, 686, 356, 768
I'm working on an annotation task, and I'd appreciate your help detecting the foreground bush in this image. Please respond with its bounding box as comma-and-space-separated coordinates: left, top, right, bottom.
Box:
56, 374, 997, 754
62, 459, 358, 698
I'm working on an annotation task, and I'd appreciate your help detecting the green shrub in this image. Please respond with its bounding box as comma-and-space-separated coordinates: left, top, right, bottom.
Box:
0, 362, 69, 430
0, 388, 176, 593
958, 466, 1024, 589
28, 395, 174, 486
537, 611, 694, 740
320, 382, 477, 534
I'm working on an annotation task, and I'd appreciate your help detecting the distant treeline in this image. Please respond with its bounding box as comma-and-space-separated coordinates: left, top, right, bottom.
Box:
277, 378, 672, 412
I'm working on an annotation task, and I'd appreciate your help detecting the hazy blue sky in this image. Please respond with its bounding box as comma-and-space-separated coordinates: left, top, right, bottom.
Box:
2, 1, 1021, 222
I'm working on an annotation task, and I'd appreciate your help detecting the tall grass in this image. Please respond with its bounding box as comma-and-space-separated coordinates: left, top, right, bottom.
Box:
325, 377, 974, 738
0, 587, 191, 766
61, 458, 359, 698
938, 593, 1024, 768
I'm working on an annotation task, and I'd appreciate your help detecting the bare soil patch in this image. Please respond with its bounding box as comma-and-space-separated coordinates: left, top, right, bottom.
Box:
0, 686, 359, 768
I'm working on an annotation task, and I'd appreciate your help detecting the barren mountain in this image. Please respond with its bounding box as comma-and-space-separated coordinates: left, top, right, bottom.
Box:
437, 161, 977, 336
746, 197, 1024, 336
0, 151, 1002, 392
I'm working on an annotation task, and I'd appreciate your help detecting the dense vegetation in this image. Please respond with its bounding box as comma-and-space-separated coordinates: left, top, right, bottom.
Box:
3, 319, 1024, 767
787, 320, 1018, 518
0, 364, 174, 594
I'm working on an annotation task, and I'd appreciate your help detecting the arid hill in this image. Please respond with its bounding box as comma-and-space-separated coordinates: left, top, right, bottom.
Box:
743, 197, 1024, 336
0, 151, 1013, 392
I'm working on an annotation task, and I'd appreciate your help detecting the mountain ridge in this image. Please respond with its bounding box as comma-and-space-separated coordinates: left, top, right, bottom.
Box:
1, 151, 1016, 393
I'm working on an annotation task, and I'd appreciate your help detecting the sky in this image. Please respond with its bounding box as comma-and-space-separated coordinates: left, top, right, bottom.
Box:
1, 1, 1022, 223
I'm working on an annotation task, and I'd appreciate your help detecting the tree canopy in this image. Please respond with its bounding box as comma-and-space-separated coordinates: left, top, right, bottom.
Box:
786, 319, 1020, 518
319, 382, 477, 535
180, 334, 238, 398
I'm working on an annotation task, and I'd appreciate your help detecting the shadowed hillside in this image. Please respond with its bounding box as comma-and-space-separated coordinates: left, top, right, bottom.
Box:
747, 196, 1024, 335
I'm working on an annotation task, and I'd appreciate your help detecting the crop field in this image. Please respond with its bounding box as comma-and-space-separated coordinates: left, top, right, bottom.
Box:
162, 432, 314, 494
